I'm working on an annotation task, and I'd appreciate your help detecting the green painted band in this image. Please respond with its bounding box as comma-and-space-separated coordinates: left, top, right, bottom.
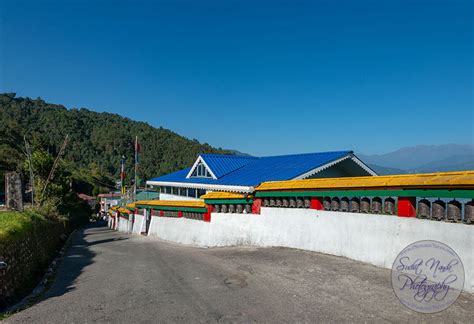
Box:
204, 199, 253, 204
255, 189, 474, 199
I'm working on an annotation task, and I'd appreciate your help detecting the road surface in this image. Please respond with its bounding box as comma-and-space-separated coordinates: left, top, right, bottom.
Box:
6, 223, 474, 323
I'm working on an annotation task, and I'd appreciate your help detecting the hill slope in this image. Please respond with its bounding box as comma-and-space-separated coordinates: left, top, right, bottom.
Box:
0, 93, 231, 185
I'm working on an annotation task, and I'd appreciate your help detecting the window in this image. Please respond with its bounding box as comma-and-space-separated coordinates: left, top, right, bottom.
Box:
188, 188, 196, 197
197, 189, 206, 197
191, 162, 212, 178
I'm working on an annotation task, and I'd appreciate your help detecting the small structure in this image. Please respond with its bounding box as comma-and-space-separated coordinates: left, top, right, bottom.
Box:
135, 190, 159, 201
77, 193, 96, 207
98, 193, 121, 217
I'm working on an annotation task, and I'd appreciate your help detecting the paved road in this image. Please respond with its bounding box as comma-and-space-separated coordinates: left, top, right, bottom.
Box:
6, 223, 474, 323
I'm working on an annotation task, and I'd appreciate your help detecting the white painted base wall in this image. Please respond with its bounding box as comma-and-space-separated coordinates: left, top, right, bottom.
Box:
147, 207, 474, 293
110, 216, 118, 230
159, 193, 201, 201
132, 214, 144, 234
117, 217, 129, 233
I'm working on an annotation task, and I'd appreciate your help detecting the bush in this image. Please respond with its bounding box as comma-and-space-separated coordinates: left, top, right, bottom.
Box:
0, 210, 46, 243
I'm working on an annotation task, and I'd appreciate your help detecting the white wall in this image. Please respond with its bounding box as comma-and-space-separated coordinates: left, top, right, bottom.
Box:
117, 217, 129, 232
159, 193, 201, 201
147, 207, 474, 293
132, 214, 144, 234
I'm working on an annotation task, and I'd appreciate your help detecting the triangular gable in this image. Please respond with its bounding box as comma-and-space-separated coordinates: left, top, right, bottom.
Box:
186, 156, 217, 179
186, 154, 258, 179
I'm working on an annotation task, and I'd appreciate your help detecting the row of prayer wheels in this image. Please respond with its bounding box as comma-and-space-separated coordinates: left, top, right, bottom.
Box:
260, 196, 474, 224
214, 204, 253, 214
262, 197, 312, 208
322, 197, 396, 214
183, 212, 205, 221
417, 199, 473, 223
162, 210, 180, 218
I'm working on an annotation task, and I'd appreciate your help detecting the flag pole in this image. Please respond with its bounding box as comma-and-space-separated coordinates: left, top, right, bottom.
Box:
134, 136, 138, 201
121, 155, 125, 197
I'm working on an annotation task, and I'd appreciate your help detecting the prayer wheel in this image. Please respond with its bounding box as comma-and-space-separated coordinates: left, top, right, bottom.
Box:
221, 204, 228, 213
289, 197, 297, 208
282, 198, 289, 208
360, 198, 371, 213
340, 197, 350, 212
331, 197, 340, 211
236, 204, 243, 213
304, 198, 311, 208
371, 197, 382, 214
228, 204, 235, 213
350, 197, 360, 213
245, 204, 252, 213
276, 198, 282, 207
447, 200, 461, 222
384, 197, 395, 215
432, 200, 446, 221
296, 197, 304, 208
464, 200, 474, 224
263, 199, 270, 207
417, 199, 430, 219
323, 197, 331, 211
214, 205, 221, 213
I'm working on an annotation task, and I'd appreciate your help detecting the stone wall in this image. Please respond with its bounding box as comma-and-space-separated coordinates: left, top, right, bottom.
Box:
0, 220, 64, 308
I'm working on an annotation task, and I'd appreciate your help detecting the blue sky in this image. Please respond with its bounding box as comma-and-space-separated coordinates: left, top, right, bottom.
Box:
0, 0, 472, 156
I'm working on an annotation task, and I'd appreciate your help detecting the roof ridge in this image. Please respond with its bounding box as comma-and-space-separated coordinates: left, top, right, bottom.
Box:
260, 150, 353, 158
200, 151, 353, 159
200, 153, 258, 159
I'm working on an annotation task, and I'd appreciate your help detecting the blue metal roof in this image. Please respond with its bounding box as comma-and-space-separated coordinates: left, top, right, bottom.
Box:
200, 154, 257, 178
149, 151, 354, 187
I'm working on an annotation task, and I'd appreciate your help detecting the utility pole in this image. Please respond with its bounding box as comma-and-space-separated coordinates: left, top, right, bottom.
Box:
24, 136, 35, 205
41, 134, 69, 204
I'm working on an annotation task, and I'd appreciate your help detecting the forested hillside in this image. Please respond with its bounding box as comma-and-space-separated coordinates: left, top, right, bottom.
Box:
0, 93, 230, 192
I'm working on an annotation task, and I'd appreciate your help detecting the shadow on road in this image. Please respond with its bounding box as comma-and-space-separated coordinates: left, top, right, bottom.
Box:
86, 237, 128, 247
43, 222, 127, 300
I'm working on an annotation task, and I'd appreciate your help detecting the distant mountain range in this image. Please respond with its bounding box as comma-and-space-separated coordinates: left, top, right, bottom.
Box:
358, 144, 474, 175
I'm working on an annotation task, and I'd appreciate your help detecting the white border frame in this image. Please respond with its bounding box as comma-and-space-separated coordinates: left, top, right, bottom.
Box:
146, 180, 254, 193
185, 156, 218, 179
